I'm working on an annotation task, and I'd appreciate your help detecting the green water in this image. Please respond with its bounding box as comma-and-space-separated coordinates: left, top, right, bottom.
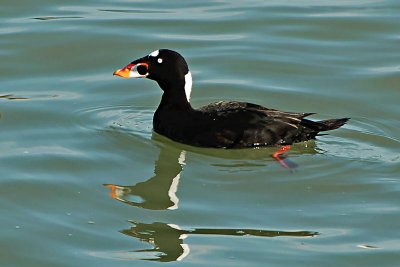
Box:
1, 1, 399, 266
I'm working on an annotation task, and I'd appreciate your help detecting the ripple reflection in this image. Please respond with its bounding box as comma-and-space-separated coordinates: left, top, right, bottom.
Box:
118, 221, 318, 262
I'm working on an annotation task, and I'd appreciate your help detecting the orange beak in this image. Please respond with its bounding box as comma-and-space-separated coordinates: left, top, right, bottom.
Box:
113, 63, 134, 78
113, 62, 149, 78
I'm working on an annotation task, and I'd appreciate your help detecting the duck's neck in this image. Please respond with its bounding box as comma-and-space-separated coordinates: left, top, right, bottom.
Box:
159, 90, 192, 111
157, 72, 193, 111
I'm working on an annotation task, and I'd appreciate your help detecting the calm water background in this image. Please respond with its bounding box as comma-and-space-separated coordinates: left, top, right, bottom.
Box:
1, 0, 399, 266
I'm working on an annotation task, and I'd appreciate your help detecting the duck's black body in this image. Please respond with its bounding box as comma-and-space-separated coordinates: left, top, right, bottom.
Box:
114, 49, 348, 148
154, 99, 347, 148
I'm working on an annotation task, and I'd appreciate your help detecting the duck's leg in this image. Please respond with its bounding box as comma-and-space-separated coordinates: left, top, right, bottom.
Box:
272, 145, 297, 170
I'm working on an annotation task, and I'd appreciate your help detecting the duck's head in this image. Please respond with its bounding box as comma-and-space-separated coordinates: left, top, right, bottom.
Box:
113, 49, 192, 101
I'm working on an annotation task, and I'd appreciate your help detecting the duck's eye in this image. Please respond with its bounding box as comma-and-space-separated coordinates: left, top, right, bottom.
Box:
157, 58, 163, 64
137, 64, 148, 75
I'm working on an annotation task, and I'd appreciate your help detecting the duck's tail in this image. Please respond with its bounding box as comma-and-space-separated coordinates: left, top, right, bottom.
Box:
316, 118, 350, 131
300, 118, 349, 134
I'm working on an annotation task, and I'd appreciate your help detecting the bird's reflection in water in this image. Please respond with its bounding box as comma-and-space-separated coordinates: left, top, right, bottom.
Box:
105, 144, 185, 210
103, 133, 319, 262
120, 221, 318, 262
104, 134, 318, 210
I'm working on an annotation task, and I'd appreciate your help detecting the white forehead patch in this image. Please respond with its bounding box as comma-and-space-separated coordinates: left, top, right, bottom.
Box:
184, 71, 192, 102
149, 50, 159, 57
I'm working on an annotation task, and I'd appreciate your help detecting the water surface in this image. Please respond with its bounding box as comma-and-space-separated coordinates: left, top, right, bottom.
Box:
1, 0, 400, 266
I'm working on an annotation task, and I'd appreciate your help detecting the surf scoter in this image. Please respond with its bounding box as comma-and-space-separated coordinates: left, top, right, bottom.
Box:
113, 49, 348, 150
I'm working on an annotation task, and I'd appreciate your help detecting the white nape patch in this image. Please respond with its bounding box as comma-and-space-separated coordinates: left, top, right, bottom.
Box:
166, 223, 191, 261
184, 72, 192, 102
157, 58, 163, 63
167, 172, 180, 210
177, 244, 190, 261
149, 50, 159, 57
178, 150, 186, 165
167, 150, 186, 210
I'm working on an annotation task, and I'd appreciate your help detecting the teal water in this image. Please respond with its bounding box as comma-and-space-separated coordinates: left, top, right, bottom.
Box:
1, 1, 400, 266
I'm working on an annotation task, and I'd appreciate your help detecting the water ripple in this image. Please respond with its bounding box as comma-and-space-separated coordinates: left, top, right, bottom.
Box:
98, 9, 172, 14
74, 105, 153, 139
32, 16, 83, 21
317, 118, 400, 163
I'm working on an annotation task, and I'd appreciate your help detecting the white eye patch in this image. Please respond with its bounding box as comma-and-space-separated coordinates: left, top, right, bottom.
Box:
157, 58, 163, 63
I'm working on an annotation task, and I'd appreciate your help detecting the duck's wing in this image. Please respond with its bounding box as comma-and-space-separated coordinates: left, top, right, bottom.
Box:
199, 101, 316, 132
200, 101, 314, 120
196, 101, 315, 147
